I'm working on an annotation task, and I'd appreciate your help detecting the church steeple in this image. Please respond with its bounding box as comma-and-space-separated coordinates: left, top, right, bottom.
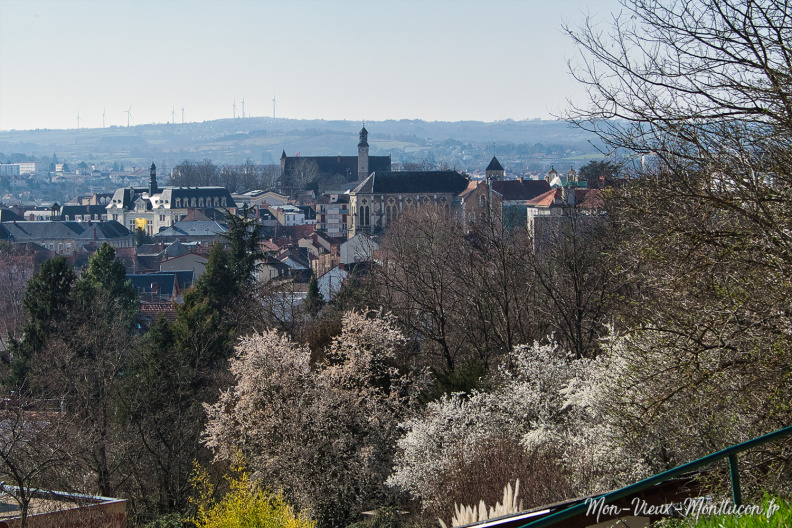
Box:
358, 125, 369, 179
358, 125, 369, 147
149, 163, 158, 196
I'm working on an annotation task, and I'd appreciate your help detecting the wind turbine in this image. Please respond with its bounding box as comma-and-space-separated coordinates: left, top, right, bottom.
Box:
76, 109, 81, 129
241, 97, 245, 118
171, 106, 176, 124
125, 105, 133, 127
102, 108, 106, 128
272, 95, 276, 119
181, 105, 185, 124
233, 98, 236, 119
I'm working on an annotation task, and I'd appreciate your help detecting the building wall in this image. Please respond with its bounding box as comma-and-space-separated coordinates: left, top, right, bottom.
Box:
348, 192, 455, 238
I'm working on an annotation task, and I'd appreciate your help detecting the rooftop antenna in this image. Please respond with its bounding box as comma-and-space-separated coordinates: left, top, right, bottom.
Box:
102, 107, 106, 128
272, 94, 276, 119
171, 106, 176, 124
125, 105, 133, 127
233, 98, 236, 119
76, 109, 81, 129
241, 97, 245, 118
181, 105, 185, 124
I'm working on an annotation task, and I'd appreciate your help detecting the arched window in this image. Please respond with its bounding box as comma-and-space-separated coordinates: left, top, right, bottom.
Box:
480, 195, 486, 208
198, 197, 204, 207
214, 197, 219, 207
191, 198, 196, 207
222, 198, 227, 207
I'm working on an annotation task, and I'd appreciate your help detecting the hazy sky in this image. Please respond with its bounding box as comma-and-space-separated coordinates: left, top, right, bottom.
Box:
0, 0, 623, 131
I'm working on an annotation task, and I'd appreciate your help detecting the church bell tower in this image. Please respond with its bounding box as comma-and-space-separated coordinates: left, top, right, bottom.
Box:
357, 125, 369, 179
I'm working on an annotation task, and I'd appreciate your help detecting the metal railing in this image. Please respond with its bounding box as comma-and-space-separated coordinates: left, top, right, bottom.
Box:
519, 424, 792, 528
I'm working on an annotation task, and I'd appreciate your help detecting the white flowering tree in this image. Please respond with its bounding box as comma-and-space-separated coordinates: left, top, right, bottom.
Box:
204, 311, 423, 528
387, 342, 647, 521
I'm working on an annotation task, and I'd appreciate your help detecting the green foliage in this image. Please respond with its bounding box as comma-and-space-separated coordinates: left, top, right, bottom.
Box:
654, 495, 792, 528
77, 243, 138, 313
144, 513, 187, 528
304, 273, 324, 316
192, 243, 238, 312
135, 227, 154, 247
221, 205, 264, 287
6, 256, 76, 391
422, 358, 490, 402
346, 507, 403, 528
578, 160, 620, 189
191, 461, 315, 528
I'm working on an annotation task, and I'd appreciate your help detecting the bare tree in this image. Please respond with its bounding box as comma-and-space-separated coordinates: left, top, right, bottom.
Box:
565, 0, 792, 464
370, 205, 470, 372
0, 396, 81, 528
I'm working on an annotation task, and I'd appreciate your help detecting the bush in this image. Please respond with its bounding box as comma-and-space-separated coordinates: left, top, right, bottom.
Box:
191, 462, 314, 528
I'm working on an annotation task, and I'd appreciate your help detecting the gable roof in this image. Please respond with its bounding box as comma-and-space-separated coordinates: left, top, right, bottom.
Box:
155, 220, 228, 238
526, 188, 561, 207
60, 204, 107, 220
74, 220, 131, 240
282, 155, 391, 179
1, 221, 85, 240
0, 209, 24, 222
353, 171, 470, 194
492, 179, 551, 201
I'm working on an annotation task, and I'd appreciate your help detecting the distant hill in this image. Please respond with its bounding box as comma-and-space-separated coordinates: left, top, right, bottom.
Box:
0, 117, 605, 177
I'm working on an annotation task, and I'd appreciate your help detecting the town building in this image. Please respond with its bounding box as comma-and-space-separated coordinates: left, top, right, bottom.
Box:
106, 164, 236, 236
348, 170, 470, 237
315, 193, 349, 238
279, 126, 391, 193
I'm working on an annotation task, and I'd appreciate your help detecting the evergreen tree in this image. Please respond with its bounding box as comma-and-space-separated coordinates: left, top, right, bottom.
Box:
76, 243, 138, 314
5, 257, 76, 392
304, 273, 324, 316
221, 205, 264, 287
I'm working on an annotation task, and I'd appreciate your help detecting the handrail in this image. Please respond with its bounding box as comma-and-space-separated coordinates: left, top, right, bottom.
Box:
518, 424, 792, 528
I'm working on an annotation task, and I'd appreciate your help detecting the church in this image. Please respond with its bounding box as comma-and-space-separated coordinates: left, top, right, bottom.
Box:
279, 126, 391, 193
106, 164, 236, 236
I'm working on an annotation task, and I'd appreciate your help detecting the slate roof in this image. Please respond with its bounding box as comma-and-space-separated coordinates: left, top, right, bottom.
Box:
108, 186, 237, 211
1, 221, 85, 240
0, 209, 24, 222
492, 179, 551, 202
353, 171, 470, 194
282, 155, 391, 180
60, 204, 107, 220
155, 220, 228, 238
296, 205, 317, 220
486, 157, 504, 171
74, 221, 131, 240
127, 273, 178, 297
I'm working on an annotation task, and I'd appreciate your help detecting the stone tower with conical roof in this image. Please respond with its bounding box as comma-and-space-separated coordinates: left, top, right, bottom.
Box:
358, 126, 369, 179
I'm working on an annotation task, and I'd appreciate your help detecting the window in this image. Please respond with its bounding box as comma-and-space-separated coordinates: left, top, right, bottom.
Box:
176, 198, 181, 208
198, 198, 204, 207
191, 198, 196, 207
360, 205, 370, 226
